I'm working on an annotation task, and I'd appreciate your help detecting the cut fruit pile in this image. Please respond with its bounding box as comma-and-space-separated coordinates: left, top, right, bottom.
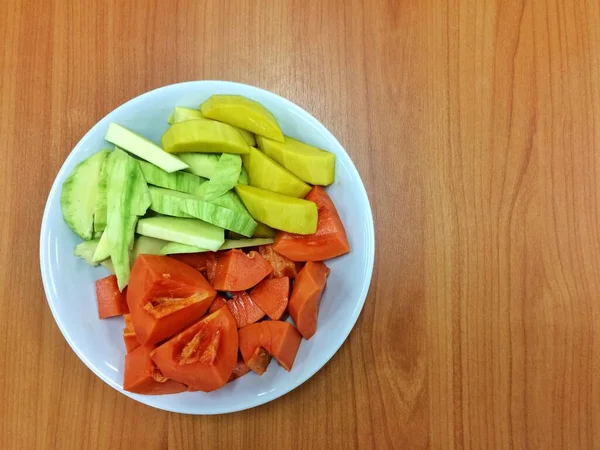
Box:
61, 94, 351, 394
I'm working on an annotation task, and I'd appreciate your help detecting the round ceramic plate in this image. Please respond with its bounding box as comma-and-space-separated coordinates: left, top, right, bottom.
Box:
39, 81, 375, 414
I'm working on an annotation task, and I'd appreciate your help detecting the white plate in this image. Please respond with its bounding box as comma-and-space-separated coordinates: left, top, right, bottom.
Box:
39, 81, 375, 414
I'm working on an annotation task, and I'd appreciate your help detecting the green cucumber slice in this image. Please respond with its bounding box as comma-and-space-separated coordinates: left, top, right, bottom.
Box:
202, 153, 242, 201
148, 187, 257, 237
105, 123, 189, 173
61, 150, 108, 240
238, 167, 249, 185
159, 237, 275, 255
130, 235, 168, 260
179, 152, 249, 185
138, 160, 207, 194
137, 216, 225, 251
93, 149, 114, 233
105, 150, 152, 290
179, 153, 219, 178
74, 239, 115, 273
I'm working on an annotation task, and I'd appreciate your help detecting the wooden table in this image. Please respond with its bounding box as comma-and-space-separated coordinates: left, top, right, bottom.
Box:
2, 0, 599, 448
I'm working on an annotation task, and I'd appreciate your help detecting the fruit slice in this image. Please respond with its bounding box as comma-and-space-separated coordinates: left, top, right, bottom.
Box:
123, 345, 187, 395
194, 183, 254, 219
288, 261, 330, 339
200, 95, 284, 142
151, 306, 238, 392
159, 238, 275, 255
256, 135, 335, 186
128, 255, 216, 345
61, 150, 108, 240
172, 106, 205, 123
273, 186, 350, 261
171, 253, 217, 275
80, 236, 163, 270
212, 249, 273, 291
74, 238, 114, 272
138, 160, 206, 194
238, 321, 302, 373
238, 167, 249, 184
105, 150, 152, 290
222, 238, 277, 251
148, 187, 256, 237
242, 147, 311, 198
257, 245, 301, 278
130, 236, 168, 260
104, 123, 188, 172
235, 185, 317, 235
226, 291, 265, 328
170, 107, 256, 146
136, 216, 224, 251
178, 153, 219, 178
229, 222, 276, 239
250, 277, 290, 320
245, 347, 272, 375
208, 295, 228, 314
202, 153, 242, 201
93, 149, 113, 233
123, 314, 140, 353
179, 155, 249, 188
95, 274, 129, 319
92, 231, 111, 262
228, 357, 251, 382
74, 238, 104, 267
162, 119, 250, 154
251, 222, 275, 238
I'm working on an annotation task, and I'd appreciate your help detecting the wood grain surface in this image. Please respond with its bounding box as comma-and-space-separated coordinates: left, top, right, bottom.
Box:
2, 0, 600, 448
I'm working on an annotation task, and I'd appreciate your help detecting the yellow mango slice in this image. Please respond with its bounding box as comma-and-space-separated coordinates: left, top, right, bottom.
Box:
241, 147, 311, 198
200, 95, 284, 142
171, 107, 256, 146
256, 136, 335, 186
235, 185, 317, 235
162, 119, 250, 154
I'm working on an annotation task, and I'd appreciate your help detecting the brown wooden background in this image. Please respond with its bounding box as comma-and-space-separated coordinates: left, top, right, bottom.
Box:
2, 0, 600, 448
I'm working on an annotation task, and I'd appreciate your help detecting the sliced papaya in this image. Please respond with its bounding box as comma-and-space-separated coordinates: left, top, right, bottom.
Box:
250, 277, 289, 320
127, 255, 216, 345
288, 261, 330, 339
238, 321, 302, 373
151, 306, 238, 392
123, 345, 187, 395
212, 249, 272, 291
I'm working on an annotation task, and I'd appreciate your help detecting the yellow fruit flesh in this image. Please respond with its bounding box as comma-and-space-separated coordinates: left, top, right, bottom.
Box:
256, 136, 335, 186
241, 147, 311, 198
200, 95, 284, 142
162, 119, 250, 154
235, 185, 317, 235
172, 107, 256, 146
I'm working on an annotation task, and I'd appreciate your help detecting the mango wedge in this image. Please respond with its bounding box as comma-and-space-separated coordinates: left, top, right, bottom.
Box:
256, 136, 335, 186
242, 147, 311, 198
235, 185, 317, 235
170, 107, 256, 146
200, 95, 284, 142
162, 119, 250, 154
